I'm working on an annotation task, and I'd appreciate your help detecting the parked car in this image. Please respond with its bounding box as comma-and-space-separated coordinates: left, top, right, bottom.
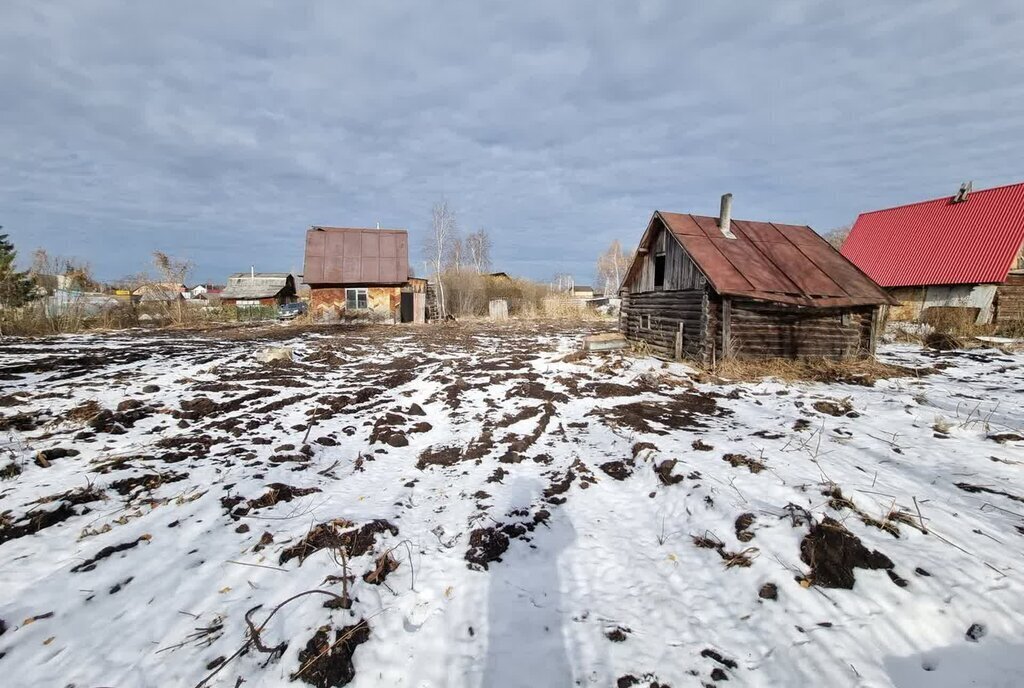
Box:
277, 302, 308, 320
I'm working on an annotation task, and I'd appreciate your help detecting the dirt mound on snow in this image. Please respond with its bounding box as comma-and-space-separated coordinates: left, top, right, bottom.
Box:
588, 393, 729, 435
465, 527, 510, 570
800, 517, 895, 588
279, 519, 398, 566
292, 620, 371, 687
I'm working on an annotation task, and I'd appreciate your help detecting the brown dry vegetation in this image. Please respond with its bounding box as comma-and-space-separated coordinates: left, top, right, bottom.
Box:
708, 356, 931, 386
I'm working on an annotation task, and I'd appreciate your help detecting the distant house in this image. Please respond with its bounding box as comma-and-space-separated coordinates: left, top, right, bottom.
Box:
842, 181, 1024, 325
303, 226, 424, 322
219, 273, 296, 307
188, 283, 223, 300
619, 194, 893, 361
571, 285, 595, 300
133, 283, 186, 303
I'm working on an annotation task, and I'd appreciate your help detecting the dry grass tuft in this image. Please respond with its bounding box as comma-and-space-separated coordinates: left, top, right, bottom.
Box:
67, 400, 102, 423
709, 356, 930, 387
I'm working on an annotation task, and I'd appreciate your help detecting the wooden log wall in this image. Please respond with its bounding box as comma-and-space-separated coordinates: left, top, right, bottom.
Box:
994, 275, 1024, 325
709, 298, 876, 359
620, 289, 708, 360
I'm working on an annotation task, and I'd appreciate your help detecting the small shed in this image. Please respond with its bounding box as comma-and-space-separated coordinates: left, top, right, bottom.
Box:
620, 195, 893, 362
303, 226, 423, 322
841, 181, 1024, 325
219, 273, 296, 307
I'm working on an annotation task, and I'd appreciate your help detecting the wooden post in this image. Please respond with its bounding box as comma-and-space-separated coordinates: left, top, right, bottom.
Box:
674, 322, 684, 360
868, 306, 880, 356
721, 298, 732, 359
489, 299, 509, 321
413, 293, 426, 324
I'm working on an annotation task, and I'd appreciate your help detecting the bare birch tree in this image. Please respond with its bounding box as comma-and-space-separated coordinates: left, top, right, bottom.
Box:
823, 225, 851, 250
596, 240, 632, 296
551, 273, 574, 293
425, 201, 457, 316
445, 235, 464, 272
465, 229, 492, 273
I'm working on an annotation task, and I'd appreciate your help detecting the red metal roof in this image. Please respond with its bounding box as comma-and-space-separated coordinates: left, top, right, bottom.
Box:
303, 227, 409, 286
841, 182, 1024, 287
656, 212, 893, 308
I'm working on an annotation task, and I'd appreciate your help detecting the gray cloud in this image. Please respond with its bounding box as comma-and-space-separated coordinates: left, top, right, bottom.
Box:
2, 0, 1023, 284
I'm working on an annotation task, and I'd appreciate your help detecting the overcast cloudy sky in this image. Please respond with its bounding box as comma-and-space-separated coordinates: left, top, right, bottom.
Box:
2, 1, 1023, 284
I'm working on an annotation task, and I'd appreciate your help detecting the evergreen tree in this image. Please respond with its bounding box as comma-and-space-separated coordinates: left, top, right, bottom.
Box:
0, 230, 36, 308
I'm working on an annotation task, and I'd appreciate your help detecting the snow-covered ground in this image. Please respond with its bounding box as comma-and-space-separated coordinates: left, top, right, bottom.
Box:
1, 322, 1023, 688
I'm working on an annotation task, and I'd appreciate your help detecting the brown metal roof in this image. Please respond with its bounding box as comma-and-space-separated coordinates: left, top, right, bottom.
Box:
656, 212, 894, 307
303, 227, 410, 286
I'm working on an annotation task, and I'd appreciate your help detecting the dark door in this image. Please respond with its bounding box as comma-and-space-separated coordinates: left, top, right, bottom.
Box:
400, 292, 414, 323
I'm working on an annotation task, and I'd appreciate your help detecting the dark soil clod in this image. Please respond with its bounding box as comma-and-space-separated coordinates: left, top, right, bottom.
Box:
109, 471, 188, 497
279, 519, 398, 566
799, 517, 895, 589
71, 536, 147, 573
966, 623, 987, 642
701, 648, 738, 669
600, 461, 632, 481
655, 459, 684, 485
954, 482, 1024, 503
247, 483, 321, 511
735, 513, 756, 542
605, 626, 631, 642
0, 502, 78, 545
292, 620, 371, 687
758, 583, 778, 600
465, 527, 510, 570
722, 454, 766, 474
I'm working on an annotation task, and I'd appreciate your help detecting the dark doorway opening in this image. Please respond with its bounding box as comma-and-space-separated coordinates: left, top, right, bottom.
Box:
654, 254, 666, 288
400, 292, 414, 322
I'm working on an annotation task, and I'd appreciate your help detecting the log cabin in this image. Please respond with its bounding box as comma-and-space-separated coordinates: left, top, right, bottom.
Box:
619, 194, 894, 362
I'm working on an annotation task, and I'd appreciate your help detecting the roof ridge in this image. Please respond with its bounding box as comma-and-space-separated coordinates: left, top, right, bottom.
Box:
663, 211, 812, 230
855, 181, 1024, 219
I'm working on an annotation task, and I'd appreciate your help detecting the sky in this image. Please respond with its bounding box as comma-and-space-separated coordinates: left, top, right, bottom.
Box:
2, 1, 1023, 286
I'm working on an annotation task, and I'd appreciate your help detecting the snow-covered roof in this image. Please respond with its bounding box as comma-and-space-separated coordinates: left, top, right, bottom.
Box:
220, 273, 293, 299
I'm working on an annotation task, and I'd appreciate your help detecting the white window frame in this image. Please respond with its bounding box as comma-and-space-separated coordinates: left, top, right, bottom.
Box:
346, 288, 368, 310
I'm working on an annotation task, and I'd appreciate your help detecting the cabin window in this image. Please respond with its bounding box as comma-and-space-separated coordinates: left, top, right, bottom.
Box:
841, 312, 852, 326
346, 288, 368, 310
654, 254, 666, 289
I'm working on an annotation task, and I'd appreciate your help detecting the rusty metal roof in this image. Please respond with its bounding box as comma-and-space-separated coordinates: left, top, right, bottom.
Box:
841, 182, 1024, 287
303, 227, 410, 286
656, 212, 893, 307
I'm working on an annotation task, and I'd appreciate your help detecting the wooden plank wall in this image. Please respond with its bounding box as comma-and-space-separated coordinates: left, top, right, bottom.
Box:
626, 221, 707, 293
620, 289, 708, 360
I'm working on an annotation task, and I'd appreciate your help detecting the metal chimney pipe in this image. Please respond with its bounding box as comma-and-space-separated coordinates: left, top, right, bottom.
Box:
719, 193, 735, 238
250, 265, 255, 279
